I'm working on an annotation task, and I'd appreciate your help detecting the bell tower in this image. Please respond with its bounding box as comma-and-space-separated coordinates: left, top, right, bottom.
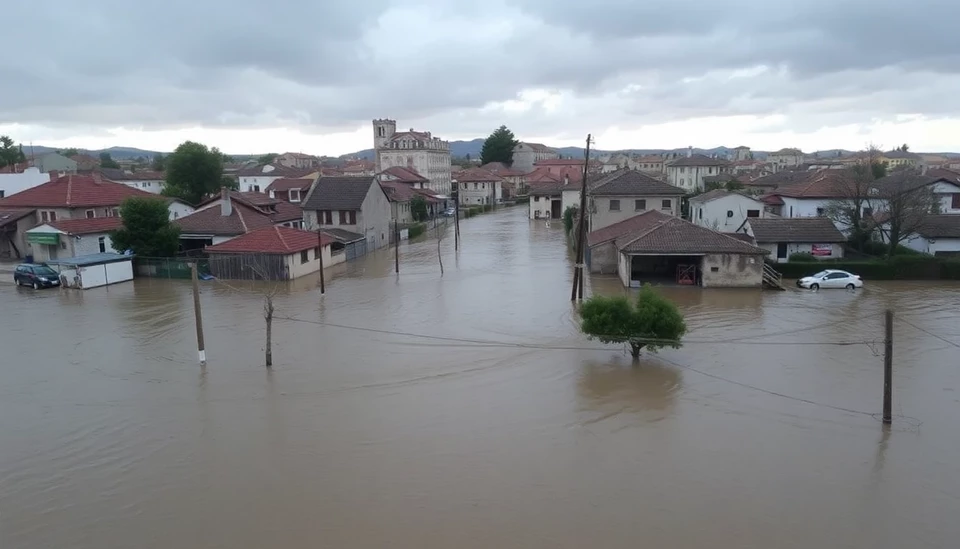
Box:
372, 118, 396, 151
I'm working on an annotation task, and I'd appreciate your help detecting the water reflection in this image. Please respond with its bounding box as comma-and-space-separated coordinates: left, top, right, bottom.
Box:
577, 357, 682, 419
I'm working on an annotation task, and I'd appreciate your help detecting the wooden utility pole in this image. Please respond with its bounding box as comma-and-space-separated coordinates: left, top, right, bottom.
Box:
316, 229, 326, 295
454, 191, 461, 251
190, 262, 206, 365
264, 294, 274, 367
570, 134, 593, 301
883, 309, 893, 424
394, 219, 400, 273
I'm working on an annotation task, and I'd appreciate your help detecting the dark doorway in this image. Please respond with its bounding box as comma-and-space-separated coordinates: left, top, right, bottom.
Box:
776, 242, 788, 260
629, 255, 703, 286
551, 200, 562, 219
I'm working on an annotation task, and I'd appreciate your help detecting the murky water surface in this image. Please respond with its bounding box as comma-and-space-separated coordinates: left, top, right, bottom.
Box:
2, 208, 959, 548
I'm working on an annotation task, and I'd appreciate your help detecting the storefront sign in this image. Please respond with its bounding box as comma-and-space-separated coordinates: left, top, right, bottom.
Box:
811, 244, 832, 256
26, 232, 60, 245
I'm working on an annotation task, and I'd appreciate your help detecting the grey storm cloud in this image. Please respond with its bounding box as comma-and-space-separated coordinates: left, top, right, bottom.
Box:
3, 0, 960, 137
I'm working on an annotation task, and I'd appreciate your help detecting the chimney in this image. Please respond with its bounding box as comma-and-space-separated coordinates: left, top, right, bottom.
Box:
92, 171, 102, 183
221, 187, 232, 217
687, 146, 693, 158
564, 174, 569, 186
48, 170, 59, 181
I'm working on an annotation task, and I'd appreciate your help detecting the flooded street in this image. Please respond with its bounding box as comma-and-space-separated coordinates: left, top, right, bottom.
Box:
2, 206, 960, 548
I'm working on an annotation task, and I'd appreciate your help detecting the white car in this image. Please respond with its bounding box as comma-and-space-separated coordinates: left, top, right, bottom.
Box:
797, 269, 863, 290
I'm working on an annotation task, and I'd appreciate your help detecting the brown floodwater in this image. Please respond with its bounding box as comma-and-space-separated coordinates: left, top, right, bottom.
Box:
2, 207, 960, 548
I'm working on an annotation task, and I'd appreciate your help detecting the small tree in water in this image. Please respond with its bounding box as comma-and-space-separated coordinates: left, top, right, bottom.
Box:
580, 285, 686, 359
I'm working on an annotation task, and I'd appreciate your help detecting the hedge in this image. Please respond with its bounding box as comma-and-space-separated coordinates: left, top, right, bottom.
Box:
406, 223, 426, 239
770, 256, 960, 280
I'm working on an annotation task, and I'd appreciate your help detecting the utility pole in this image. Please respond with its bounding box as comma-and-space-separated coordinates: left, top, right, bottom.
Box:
190, 262, 206, 365
570, 134, 593, 301
316, 229, 326, 295
883, 309, 893, 424
394, 219, 400, 273
264, 294, 274, 368
454, 190, 461, 251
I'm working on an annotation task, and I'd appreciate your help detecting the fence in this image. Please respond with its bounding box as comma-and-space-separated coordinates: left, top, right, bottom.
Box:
134, 257, 209, 279
770, 256, 960, 280
207, 253, 289, 280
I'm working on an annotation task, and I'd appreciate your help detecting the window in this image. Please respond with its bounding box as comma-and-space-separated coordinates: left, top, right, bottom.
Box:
698, 208, 703, 219
86, 210, 95, 218
60, 240, 67, 250
680, 167, 686, 173
339, 211, 347, 224
293, 221, 302, 229
41, 211, 49, 222
747, 209, 760, 218
635, 199, 646, 211
290, 190, 301, 202
816, 207, 825, 216
534, 196, 540, 202
609, 199, 621, 211
953, 194, 960, 209
0, 190, 4, 198
300, 250, 310, 264
473, 183, 478, 190
862, 207, 873, 218
679, 178, 685, 186
661, 199, 672, 209
826, 272, 847, 280
253, 185, 260, 192
322, 210, 333, 224
709, 167, 714, 174
112, 208, 120, 217
98, 236, 106, 253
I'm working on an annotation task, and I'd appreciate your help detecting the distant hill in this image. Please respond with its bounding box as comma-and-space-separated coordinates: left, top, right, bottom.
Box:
22, 145, 170, 160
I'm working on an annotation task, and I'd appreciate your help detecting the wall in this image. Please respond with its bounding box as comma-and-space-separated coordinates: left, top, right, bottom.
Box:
902, 235, 960, 255
167, 201, 195, 221
693, 194, 764, 231
590, 195, 680, 231
72, 231, 118, 256
1, 215, 38, 259
121, 179, 165, 194
283, 243, 344, 279
529, 195, 559, 219
457, 181, 497, 205
359, 182, 392, 250
667, 165, 726, 192
588, 242, 618, 274
512, 144, 557, 173
617, 252, 630, 287
561, 189, 580, 215
239, 175, 284, 193
759, 242, 844, 262
0, 168, 49, 198
932, 181, 960, 213
378, 148, 452, 195
700, 254, 763, 287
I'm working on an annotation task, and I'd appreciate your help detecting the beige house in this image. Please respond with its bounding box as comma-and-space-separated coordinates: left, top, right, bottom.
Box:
881, 150, 921, 169
665, 154, 732, 192
587, 169, 686, 232
512, 142, 558, 172
636, 155, 665, 174
301, 175, 392, 251
767, 148, 805, 172
276, 152, 320, 169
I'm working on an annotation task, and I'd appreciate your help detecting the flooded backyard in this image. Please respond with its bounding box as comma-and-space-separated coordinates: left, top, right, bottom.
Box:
2, 206, 960, 548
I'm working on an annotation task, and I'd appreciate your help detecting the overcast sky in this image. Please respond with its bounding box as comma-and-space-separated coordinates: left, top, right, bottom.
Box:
3, 0, 960, 155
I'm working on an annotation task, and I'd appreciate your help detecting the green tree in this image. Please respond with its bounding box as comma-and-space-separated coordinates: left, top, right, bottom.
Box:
480, 125, 518, 166
0, 135, 27, 168
563, 205, 578, 234
410, 196, 429, 222
580, 285, 687, 359
220, 175, 239, 190
59, 148, 79, 157
257, 153, 278, 165
161, 141, 226, 205
110, 197, 181, 257
99, 152, 121, 169
151, 153, 165, 171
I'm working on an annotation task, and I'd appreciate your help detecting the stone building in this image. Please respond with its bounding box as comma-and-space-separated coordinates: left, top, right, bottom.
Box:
512, 142, 558, 172
373, 119, 452, 196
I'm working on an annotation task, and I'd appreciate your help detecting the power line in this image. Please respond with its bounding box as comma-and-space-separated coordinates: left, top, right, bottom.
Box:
896, 316, 960, 349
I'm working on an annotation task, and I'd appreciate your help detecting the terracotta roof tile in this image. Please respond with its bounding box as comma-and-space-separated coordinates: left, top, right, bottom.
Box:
589, 169, 685, 196
205, 225, 333, 254
533, 159, 584, 167
378, 166, 427, 183
174, 201, 275, 236
767, 170, 858, 199
265, 178, 314, 193
0, 173, 154, 208
50, 217, 123, 235
453, 167, 503, 182
616, 213, 768, 255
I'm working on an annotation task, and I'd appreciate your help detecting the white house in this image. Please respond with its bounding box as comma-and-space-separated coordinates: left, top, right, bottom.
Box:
234, 164, 316, 193
897, 215, 960, 256
512, 142, 558, 173
0, 167, 50, 199
689, 190, 765, 232
665, 154, 732, 192
454, 167, 502, 206
528, 175, 581, 220
24, 217, 123, 262
101, 169, 167, 194
740, 217, 846, 263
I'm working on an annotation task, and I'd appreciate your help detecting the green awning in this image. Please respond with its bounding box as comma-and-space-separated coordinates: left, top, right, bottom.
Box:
27, 232, 60, 245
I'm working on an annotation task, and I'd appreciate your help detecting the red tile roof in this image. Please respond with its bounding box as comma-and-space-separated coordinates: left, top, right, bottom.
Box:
379, 166, 428, 183
379, 180, 442, 203
0, 209, 35, 228
480, 162, 526, 177
265, 178, 314, 193
50, 216, 123, 235
768, 170, 856, 199
174, 201, 275, 236
524, 168, 561, 183
205, 225, 335, 254
0, 173, 154, 208
668, 154, 731, 168
588, 210, 767, 256
454, 167, 503, 182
